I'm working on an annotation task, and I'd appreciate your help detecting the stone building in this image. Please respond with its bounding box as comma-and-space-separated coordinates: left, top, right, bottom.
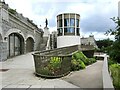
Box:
0, 1, 43, 61
81, 35, 98, 48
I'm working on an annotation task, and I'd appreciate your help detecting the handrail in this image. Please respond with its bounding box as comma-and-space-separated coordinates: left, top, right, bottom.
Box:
102, 55, 114, 89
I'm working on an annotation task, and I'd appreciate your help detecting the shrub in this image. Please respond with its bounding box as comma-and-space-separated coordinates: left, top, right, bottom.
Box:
40, 67, 51, 75
109, 64, 120, 88
71, 59, 86, 71
40, 57, 62, 76
71, 51, 96, 71
49, 57, 61, 70
108, 59, 117, 66
72, 51, 87, 61
88, 58, 96, 64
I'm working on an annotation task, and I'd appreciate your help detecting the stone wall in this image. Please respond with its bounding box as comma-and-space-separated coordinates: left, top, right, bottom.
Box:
0, 42, 7, 61
0, 1, 43, 61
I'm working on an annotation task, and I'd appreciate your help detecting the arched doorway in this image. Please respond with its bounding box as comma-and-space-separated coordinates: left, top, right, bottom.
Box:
9, 33, 24, 57
26, 37, 34, 53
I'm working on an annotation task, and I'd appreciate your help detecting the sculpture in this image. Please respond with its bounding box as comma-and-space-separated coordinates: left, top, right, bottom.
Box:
45, 18, 48, 27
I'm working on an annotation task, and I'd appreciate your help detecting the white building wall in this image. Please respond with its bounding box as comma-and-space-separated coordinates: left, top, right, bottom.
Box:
118, 1, 120, 18
57, 36, 81, 48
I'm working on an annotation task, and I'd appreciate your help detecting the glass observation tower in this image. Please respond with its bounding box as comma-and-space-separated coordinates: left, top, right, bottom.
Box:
57, 13, 81, 48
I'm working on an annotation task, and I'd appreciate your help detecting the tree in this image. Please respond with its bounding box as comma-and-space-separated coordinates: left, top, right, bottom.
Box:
96, 39, 113, 49
106, 17, 120, 63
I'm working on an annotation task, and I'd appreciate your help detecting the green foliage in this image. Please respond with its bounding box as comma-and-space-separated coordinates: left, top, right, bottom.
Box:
88, 58, 96, 64
108, 41, 120, 63
96, 38, 113, 53
109, 64, 120, 88
71, 59, 86, 71
49, 57, 61, 70
71, 51, 96, 71
106, 17, 120, 63
40, 67, 51, 75
40, 57, 62, 76
72, 51, 87, 61
108, 59, 117, 66
72, 51, 96, 65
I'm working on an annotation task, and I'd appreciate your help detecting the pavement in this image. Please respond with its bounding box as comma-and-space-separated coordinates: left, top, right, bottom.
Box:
62, 60, 103, 89
0, 52, 104, 90
0, 53, 79, 89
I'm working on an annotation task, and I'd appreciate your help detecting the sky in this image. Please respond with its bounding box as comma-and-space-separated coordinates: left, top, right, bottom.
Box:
4, 0, 120, 40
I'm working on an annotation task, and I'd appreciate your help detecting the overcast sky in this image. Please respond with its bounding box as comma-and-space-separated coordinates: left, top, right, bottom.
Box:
4, 0, 120, 40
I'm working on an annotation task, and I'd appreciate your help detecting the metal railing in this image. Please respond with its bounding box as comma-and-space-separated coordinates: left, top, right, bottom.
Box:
32, 45, 94, 78
33, 54, 72, 78
32, 45, 79, 78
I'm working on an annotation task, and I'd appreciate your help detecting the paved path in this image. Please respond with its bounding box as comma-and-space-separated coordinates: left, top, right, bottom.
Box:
62, 60, 103, 89
0, 53, 79, 89
0, 52, 104, 89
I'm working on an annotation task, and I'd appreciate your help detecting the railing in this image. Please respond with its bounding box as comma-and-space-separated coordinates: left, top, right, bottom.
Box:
33, 54, 72, 78
102, 55, 114, 89
34, 45, 79, 56
32, 45, 94, 78
32, 45, 79, 78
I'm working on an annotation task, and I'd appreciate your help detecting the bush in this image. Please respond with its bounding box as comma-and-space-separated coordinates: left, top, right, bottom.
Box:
88, 58, 96, 64
73, 51, 96, 64
40, 57, 62, 76
71, 59, 86, 71
108, 59, 117, 66
72, 51, 87, 61
49, 57, 61, 70
40, 67, 51, 75
109, 64, 120, 88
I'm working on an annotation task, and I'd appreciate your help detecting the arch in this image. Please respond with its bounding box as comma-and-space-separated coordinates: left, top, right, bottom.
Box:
8, 33, 24, 57
26, 37, 34, 53
25, 34, 35, 42
5, 28, 25, 41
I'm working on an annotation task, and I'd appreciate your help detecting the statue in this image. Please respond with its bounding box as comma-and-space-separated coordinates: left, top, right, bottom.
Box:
45, 18, 48, 27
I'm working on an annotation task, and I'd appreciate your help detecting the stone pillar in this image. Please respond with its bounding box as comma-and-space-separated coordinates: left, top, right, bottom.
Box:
43, 27, 49, 37
24, 41, 26, 54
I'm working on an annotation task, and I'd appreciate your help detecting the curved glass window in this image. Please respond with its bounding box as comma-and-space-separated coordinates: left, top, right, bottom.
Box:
77, 28, 80, 35
76, 19, 79, 27
57, 28, 63, 36
69, 27, 75, 33
64, 19, 69, 26
70, 18, 75, 26
59, 19, 62, 27
64, 27, 75, 35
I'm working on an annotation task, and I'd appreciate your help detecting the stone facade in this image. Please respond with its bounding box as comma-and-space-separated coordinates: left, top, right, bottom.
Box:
81, 35, 98, 48
0, 1, 43, 61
